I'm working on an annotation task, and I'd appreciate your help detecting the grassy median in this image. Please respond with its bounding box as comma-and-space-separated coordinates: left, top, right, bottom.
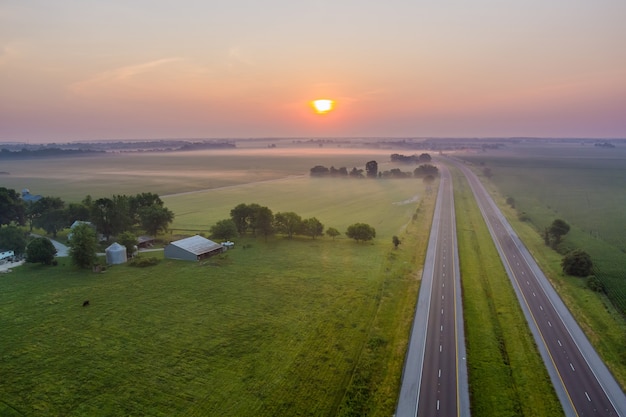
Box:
451, 167, 563, 417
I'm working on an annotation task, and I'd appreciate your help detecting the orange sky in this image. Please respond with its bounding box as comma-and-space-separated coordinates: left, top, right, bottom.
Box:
1, 1, 625, 141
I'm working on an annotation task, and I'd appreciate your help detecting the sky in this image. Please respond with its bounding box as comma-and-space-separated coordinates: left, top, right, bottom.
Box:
1, 0, 625, 142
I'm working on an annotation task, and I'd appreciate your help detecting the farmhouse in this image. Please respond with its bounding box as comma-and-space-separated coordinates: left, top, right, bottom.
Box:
164, 235, 223, 261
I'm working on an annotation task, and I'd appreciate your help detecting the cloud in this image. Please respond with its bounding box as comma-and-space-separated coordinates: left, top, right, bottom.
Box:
69, 58, 183, 96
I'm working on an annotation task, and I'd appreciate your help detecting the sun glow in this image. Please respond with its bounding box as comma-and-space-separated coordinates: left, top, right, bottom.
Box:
311, 99, 334, 114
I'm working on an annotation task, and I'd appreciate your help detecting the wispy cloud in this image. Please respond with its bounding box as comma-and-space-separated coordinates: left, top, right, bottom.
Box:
69, 58, 183, 95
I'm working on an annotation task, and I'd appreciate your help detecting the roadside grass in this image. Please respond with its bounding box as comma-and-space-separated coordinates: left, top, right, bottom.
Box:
451, 167, 563, 417
337, 187, 437, 416
458, 148, 626, 389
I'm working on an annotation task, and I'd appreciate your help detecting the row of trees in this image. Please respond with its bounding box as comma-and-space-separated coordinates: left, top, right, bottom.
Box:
0, 187, 174, 240
310, 161, 439, 179
209, 203, 376, 243
390, 153, 432, 164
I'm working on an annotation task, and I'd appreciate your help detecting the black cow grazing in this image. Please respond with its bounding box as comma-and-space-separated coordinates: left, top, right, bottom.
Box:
82, 300, 90, 307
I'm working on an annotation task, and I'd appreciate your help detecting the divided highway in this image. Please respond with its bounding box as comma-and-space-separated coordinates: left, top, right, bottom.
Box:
396, 165, 470, 417
453, 158, 626, 417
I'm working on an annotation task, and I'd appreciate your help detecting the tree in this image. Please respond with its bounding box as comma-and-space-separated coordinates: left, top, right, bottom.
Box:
66, 202, 90, 224
0, 225, 28, 256
349, 167, 364, 178
129, 192, 164, 224
210, 219, 238, 241
561, 249, 593, 277
25, 237, 57, 265
301, 217, 324, 239
310, 165, 330, 177
245, 203, 263, 235
253, 206, 274, 240
230, 203, 254, 235
346, 223, 376, 242
549, 219, 570, 247
414, 164, 439, 178
392, 235, 401, 249
139, 205, 174, 236
274, 212, 302, 239
117, 231, 138, 257
418, 153, 432, 162
30, 197, 67, 237
506, 197, 515, 208
90, 196, 132, 240
69, 223, 98, 269
365, 160, 378, 178
326, 227, 340, 240
0, 187, 25, 226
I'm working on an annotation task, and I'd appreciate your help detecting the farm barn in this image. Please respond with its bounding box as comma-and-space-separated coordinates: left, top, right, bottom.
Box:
164, 235, 224, 261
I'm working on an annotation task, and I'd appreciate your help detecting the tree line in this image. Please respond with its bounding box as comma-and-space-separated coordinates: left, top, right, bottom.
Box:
310, 154, 438, 180
209, 203, 376, 243
0, 187, 174, 267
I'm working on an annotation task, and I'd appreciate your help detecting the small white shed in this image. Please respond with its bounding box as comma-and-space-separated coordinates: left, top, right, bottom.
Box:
105, 242, 127, 265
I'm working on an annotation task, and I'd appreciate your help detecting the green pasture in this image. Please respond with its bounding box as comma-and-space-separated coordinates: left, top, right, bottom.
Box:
164, 176, 424, 238
0, 147, 401, 202
0, 235, 402, 416
451, 166, 562, 416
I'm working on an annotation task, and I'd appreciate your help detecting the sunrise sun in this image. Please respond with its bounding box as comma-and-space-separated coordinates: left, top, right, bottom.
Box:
311, 99, 335, 114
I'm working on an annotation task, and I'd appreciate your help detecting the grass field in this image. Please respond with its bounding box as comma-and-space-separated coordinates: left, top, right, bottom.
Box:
456, 145, 626, 389
0, 147, 435, 416
451, 166, 563, 417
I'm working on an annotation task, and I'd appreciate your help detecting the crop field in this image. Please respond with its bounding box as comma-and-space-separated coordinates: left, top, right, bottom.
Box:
0, 146, 435, 416
458, 144, 626, 315
456, 144, 626, 388
0, 146, 405, 202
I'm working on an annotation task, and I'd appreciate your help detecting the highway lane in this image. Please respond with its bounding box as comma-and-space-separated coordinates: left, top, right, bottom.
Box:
396, 165, 470, 417
453, 159, 625, 417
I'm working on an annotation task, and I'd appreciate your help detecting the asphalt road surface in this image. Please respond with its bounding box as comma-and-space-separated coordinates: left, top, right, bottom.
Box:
453, 158, 625, 417
396, 165, 470, 417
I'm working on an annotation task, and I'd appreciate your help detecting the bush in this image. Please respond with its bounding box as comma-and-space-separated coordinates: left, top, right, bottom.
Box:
128, 256, 160, 267
561, 249, 593, 277
586, 275, 605, 293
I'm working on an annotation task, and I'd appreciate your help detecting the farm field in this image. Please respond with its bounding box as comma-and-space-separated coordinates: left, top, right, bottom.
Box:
455, 144, 626, 388
0, 146, 436, 416
0, 146, 405, 202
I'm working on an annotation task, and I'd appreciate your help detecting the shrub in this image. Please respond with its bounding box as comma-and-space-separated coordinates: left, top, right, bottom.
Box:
561, 249, 593, 277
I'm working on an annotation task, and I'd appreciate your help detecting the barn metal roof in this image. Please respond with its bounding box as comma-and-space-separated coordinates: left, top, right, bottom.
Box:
169, 235, 222, 255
